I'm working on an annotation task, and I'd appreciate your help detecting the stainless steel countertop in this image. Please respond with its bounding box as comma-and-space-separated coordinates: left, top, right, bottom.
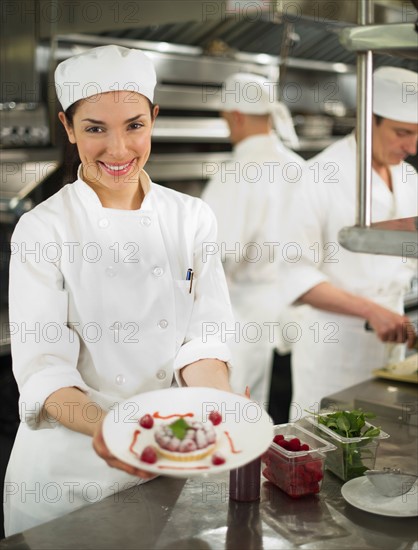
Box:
1, 378, 417, 549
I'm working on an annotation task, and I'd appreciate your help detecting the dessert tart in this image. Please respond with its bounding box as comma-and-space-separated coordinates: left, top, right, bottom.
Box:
154, 417, 217, 462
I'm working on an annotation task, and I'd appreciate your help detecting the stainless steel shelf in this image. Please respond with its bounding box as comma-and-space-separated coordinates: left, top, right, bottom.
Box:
338, 217, 418, 258
0, 148, 61, 215
54, 34, 355, 75
339, 23, 418, 54
147, 152, 231, 180
152, 118, 229, 142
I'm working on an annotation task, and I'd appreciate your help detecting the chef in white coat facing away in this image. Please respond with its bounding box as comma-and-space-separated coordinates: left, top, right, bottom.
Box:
202, 72, 304, 407
4, 45, 235, 536
281, 66, 418, 416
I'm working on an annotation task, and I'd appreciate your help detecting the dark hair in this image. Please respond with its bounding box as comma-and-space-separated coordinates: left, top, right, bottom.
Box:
374, 114, 384, 126
62, 97, 156, 185
62, 102, 81, 185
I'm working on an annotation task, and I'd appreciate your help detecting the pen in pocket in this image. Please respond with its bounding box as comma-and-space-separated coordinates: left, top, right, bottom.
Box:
186, 268, 194, 294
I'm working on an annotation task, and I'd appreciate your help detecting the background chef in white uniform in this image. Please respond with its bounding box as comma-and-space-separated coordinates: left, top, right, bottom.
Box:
4, 45, 235, 536
202, 73, 304, 407
281, 66, 418, 415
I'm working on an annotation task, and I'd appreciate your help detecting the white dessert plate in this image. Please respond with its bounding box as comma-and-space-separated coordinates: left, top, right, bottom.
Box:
102, 387, 274, 478
341, 476, 418, 517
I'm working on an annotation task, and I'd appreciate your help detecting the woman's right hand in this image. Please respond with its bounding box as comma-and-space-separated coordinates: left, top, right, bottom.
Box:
92, 417, 156, 479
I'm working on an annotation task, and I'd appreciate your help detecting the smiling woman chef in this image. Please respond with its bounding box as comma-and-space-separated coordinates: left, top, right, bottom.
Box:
4, 45, 234, 536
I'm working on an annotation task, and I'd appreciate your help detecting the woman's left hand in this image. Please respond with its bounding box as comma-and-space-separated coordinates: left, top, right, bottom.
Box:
92, 417, 156, 479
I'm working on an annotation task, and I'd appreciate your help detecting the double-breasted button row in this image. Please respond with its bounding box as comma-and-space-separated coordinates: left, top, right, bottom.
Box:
98, 216, 151, 229
105, 266, 167, 279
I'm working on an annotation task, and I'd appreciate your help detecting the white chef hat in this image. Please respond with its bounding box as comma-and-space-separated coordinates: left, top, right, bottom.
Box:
373, 66, 418, 123
219, 72, 299, 148
55, 45, 157, 112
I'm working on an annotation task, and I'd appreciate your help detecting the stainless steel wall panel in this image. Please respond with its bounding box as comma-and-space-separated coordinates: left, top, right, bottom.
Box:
0, 0, 39, 103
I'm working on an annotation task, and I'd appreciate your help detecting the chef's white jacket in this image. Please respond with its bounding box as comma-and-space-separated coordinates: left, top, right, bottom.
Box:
4, 169, 234, 535
281, 134, 417, 415
202, 132, 304, 405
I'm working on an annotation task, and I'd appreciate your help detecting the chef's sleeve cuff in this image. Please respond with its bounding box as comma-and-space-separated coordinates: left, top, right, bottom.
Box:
18, 370, 91, 430
173, 337, 232, 387
283, 268, 329, 306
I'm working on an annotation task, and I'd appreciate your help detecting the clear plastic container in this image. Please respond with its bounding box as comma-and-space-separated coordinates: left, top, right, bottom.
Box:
306, 414, 390, 481
261, 423, 336, 498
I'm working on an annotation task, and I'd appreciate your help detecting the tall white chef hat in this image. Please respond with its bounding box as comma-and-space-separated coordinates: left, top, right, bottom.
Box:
373, 66, 418, 123
219, 72, 299, 148
55, 45, 157, 112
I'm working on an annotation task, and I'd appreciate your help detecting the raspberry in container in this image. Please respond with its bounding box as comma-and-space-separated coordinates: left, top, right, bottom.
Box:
261, 423, 336, 498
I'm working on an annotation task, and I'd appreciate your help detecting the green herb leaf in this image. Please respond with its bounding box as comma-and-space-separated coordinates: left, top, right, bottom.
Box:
337, 414, 351, 435
362, 412, 377, 419
326, 420, 338, 430
319, 410, 380, 439
347, 412, 360, 434
169, 418, 190, 440
362, 426, 381, 438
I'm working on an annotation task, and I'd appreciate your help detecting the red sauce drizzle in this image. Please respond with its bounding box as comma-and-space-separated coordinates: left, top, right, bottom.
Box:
153, 412, 194, 420
158, 465, 209, 470
129, 429, 142, 460
224, 431, 242, 454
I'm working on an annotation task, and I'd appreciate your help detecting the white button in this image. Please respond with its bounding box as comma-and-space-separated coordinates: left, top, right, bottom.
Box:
158, 319, 169, 329
98, 218, 109, 228
141, 216, 151, 227
115, 374, 126, 385
156, 370, 166, 380
153, 266, 164, 277
106, 266, 117, 277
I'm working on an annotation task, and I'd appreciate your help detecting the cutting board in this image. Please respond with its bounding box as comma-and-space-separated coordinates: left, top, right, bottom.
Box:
373, 353, 418, 384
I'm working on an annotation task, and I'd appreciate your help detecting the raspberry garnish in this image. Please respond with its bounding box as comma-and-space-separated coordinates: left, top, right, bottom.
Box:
208, 411, 222, 426
140, 446, 158, 464
212, 453, 226, 465
139, 414, 154, 429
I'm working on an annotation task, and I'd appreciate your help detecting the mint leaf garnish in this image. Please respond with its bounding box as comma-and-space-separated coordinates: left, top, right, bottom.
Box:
169, 418, 190, 440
